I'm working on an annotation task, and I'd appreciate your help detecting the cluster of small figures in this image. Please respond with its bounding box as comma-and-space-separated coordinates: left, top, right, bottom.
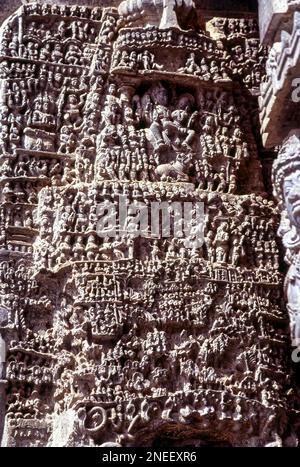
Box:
179, 53, 230, 83
0, 21, 99, 67
214, 17, 259, 38
7, 357, 53, 387
115, 28, 214, 50
112, 49, 163, 72
23, 3, 103, 20
0, 1, 290, 449
113, 26, 265, 90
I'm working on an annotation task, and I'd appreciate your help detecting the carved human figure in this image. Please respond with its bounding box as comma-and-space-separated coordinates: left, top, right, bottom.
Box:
213, 222, 230, 264
179, 52, 201, 75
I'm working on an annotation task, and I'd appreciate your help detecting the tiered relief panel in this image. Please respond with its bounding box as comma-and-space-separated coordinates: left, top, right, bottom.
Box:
0, 3, 295, 447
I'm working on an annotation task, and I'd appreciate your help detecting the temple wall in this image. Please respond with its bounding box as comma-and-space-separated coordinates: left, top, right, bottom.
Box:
0, 0, 298, 447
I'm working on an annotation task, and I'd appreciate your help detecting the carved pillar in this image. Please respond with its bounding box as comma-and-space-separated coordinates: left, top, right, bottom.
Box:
272, 131, 300, 347
259, 1, 300, 354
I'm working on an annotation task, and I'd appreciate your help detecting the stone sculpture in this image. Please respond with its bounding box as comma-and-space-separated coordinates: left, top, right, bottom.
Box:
0, 0, 297, 448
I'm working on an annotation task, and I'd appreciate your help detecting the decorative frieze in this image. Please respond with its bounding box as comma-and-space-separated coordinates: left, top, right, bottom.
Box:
0, 1, 297, 447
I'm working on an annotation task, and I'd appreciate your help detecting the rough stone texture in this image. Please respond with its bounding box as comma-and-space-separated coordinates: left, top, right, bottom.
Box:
258, 0, 289, 44
0, 0, 299, 447
259, 1, 300, 147
272, 131, 300, 346
0, 1, 22, 25
259, 0, 300, 448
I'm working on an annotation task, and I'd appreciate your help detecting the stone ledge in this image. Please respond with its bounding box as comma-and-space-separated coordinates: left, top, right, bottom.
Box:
258, 0, 300, 44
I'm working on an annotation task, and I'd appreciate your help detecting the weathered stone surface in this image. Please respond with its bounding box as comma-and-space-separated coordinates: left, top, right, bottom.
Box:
259, 2, 300, 147
259, 0, 289, 44
273, 131, 300, 344
0, 0, 298, 447
259, 0, 300, 447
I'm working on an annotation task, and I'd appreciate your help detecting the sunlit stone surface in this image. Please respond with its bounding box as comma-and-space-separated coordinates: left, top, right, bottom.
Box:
0, 0, 299, 447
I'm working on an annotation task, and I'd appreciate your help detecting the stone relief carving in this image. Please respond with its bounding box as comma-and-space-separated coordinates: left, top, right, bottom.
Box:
273, 132, 300, 347
0, 1, 298, 447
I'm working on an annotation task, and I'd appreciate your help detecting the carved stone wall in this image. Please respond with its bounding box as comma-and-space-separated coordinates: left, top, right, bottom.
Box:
0, 1, 298, 447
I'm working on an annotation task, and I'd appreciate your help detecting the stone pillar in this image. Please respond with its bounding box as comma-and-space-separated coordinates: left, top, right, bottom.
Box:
259, 1, 300, 355
272, 131, 300, 348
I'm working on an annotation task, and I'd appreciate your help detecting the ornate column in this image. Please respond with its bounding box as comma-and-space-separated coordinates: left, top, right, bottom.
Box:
259, 1, 300, 352
272, 132, 300, 348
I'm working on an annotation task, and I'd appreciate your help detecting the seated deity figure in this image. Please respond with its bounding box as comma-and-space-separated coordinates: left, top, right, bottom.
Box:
273, 131, 300, 346
178, 52, 201, 75
27, 94, 56, 129
65, 44, 82, 65
51, 43, 64, 63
